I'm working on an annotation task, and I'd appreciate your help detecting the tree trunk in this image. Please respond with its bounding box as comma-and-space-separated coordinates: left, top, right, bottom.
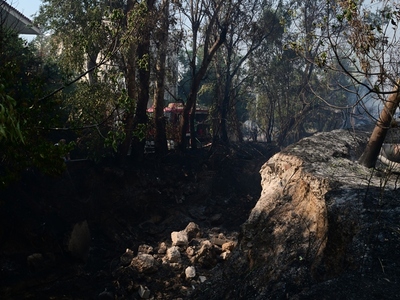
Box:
119, 42, 137, 159
130, 0, 155, 160
86, 51, 99, 85
220, 74, 232, 144
190, 101, 197, 149
153, 0, 169, 156
359, 86, 400, 168
179, 80, 200, 151
233, 98, 243, 142
178, 29, 227, 151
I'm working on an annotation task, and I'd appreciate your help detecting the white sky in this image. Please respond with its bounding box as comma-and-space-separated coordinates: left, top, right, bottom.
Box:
7, 0, 42, 19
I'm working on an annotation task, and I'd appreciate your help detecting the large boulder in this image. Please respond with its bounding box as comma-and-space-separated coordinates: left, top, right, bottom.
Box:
191, 130, 400, 299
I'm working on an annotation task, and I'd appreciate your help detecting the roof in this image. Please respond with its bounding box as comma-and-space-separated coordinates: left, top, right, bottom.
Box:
0, 1, 41, 35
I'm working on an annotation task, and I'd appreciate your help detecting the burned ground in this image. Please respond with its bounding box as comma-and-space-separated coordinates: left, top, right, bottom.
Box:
1, 137, 399, 300
0, 142, 278, 299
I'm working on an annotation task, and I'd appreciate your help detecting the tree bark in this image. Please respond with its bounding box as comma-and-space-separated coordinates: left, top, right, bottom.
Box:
178, 27, 227, 151
358, 85, 400, 168
153, 0, 169, 156
119, 0, 137, 160
130, 0, 155, 161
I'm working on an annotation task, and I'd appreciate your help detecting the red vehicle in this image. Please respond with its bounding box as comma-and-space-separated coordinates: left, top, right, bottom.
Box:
147, 102, 210, 149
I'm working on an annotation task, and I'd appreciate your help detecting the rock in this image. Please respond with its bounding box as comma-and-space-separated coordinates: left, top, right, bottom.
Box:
138, 244, 153, 254
184, 222, 201, 240
27, 253, 43, 270
186, 246, 196, 256
198, 240, 212, 254
191, 240, 217, 268
380, 143, 400, 163
185, 266, 196, 278
231, 130, 400, 297
220, 251, 231, 260
98, 288, 114, 299
199, 276, 207, 283
171, 230, 188, 246
157, 242, 167, 254
166, 246, 181, 263
222, 241, 235, 252
67, 220, 91, 262
138, 285, 150, 299
130, 253, 156, 273
210, 236, 227, 246
120, 248, 135, 266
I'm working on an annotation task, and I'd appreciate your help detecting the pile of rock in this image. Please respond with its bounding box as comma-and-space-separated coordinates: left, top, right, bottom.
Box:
113, 222, 237, 299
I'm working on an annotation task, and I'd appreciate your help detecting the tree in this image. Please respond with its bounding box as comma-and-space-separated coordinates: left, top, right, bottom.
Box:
216, 0, 283, 144
125, 0, 156, 161
176, 0, 228, 151
275, 0, 332, 145
312, 0, 400, 167
153, 0, 171, 156
35, 0, 120, 85
359, 83, 400, 167
246, 0, 360, 147
0, 22, 68, 186
35, 0, 136, 160
36, 0, 159, 161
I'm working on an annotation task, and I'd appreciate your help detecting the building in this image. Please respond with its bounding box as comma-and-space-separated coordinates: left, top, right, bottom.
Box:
0, 1, 41, 35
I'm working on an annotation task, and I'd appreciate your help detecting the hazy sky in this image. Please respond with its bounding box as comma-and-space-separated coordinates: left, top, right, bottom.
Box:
8, 0, 42, 19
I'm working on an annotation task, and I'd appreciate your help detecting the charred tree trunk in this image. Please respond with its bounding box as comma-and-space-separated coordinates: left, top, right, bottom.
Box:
359, 86, 400, 168
153, 0, 169, 156
233, 99, 243, 142
119, 42, 137, 160
179, 78, 200, 151
178, 28, 227, 151
130, 0, 155, 161
220, 73, 232, 144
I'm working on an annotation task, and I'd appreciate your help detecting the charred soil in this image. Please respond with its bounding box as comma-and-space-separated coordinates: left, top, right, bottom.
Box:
0, 142, 278, 299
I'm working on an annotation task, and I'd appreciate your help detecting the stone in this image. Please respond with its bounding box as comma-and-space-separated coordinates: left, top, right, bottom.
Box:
184, 222, 201, 240
171, 230, 188, 246
191, 240, 217, 268
199, 240, 212, 251
138, 285, 150, 299
138, 244, 153, 254
157, 242, 167, 254
98, 288, 114, 299
130, 254, 156, 273
186, 246, 196, 256
220, 251, 231, 260
199, 276, 207, 283
210, 237, 227, 246
237, 130, 396, 297
222, 241, 236, 252
120, 248, 135, 266
166, 246, 181, 263
185, 266, 196, 278
380, 143, 400, 163
27, 253, 43, 270
67, 220, 91, 262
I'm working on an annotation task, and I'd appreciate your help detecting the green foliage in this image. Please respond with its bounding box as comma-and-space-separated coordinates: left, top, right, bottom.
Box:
133, 123, 148, 141
61, 81, 127, 159
138, 53, 150, 71
105, 129, 126, 153
0, 27, 68, 187
0, 84, 24, 143
35, 0, 125, 79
